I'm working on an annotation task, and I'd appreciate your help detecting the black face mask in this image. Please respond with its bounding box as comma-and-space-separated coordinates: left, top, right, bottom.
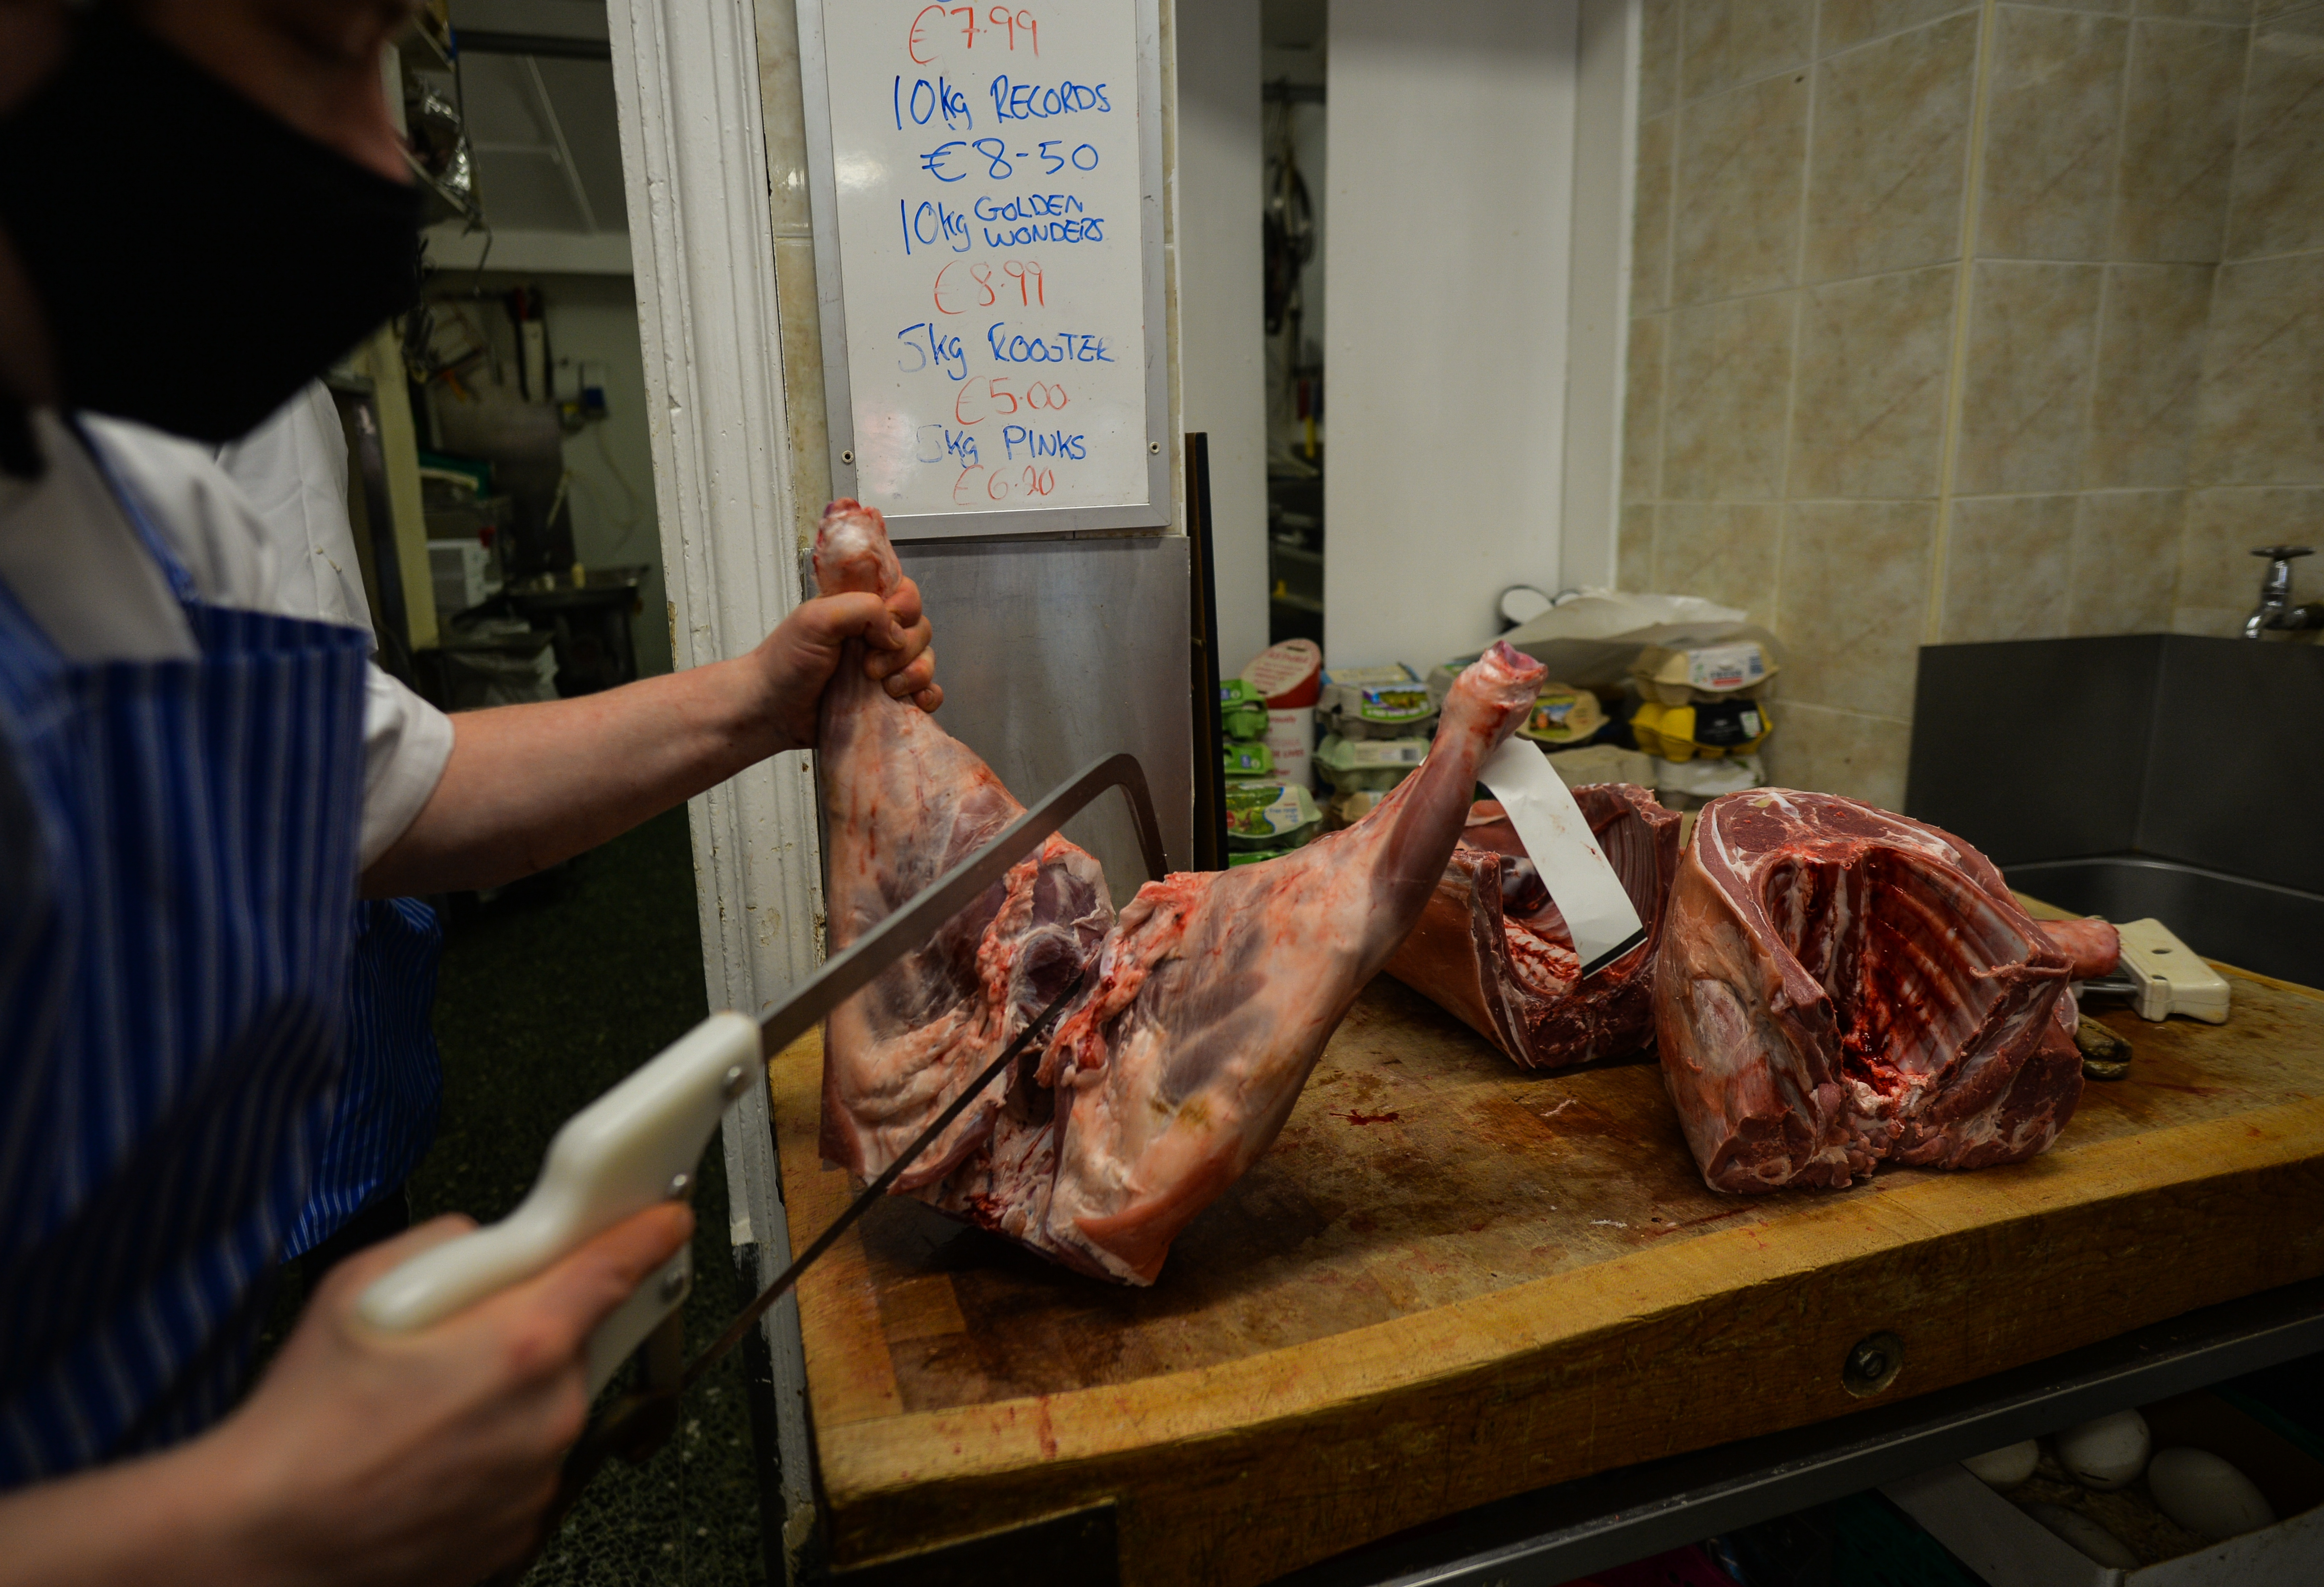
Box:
0, 8, 421, 443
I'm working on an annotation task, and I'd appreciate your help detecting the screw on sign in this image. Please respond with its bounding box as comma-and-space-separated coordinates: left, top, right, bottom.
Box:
1842, 1331, 1905, 1397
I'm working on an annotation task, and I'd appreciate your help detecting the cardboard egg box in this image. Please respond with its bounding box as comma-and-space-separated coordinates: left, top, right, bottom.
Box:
1883, 1391, 2324, 1586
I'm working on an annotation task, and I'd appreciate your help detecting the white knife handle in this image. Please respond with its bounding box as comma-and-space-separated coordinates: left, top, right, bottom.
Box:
2117, 918, 2232, 1024
357, 1012, 761, 1393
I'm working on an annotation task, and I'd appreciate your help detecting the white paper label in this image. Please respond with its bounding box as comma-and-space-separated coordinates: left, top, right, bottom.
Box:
1477, 737, 1646, 976
1263, 707, 1314, 788
1685, 642, 1765, 690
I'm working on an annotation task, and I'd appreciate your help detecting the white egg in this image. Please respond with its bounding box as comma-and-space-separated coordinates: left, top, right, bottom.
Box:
1963, 1440, 2040, 1487
2147, 1446, 2277, 1540
2056, 1408, 2151, 1490
2021, 1502, 2141, 1568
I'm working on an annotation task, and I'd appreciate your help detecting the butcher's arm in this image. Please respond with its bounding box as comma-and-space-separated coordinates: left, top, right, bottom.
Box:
362, 585, 940, 898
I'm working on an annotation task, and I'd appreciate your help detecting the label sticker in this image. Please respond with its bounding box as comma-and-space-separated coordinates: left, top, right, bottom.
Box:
1685, 642, 1766, 691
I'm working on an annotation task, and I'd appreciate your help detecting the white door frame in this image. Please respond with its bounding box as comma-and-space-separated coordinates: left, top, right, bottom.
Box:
1563, 0, 1643, 592
606, 0, 821, 1547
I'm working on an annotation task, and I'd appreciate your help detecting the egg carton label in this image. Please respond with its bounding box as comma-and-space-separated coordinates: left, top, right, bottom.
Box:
1687, 643, 1766, 691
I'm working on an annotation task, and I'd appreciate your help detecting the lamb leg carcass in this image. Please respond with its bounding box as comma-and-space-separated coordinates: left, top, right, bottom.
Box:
814, 500, 1114, 1191
1384, 784, 1681, 1068
1654, 790, 2109, 1194
812, 498, 1545, 1283
980, 638, 1548, 1282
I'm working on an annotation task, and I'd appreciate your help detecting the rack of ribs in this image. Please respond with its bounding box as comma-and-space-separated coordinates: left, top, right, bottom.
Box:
1654, 790, 2116, 1194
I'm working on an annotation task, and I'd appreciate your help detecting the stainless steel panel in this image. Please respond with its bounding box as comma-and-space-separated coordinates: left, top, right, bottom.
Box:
897, 534, 1193, 902
2138, 636, 2324, 896
1907, 634, 2324, 895
2005, 857, 2324, 988
1905, 635, 2163, 865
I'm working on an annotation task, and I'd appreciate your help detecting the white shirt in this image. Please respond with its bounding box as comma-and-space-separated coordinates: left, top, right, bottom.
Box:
0, 408, 452, 868
215, 383, 376, 640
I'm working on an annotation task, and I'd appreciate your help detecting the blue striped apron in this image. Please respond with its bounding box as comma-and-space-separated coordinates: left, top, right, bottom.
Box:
0, 428, 369, 1486
283, 893, 443, 1259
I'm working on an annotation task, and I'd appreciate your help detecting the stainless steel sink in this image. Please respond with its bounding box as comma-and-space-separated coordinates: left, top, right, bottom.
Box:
2005, 856, 2324, 989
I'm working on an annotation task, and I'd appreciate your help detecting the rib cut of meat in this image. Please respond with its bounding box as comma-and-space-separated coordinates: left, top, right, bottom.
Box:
813, 499, 1545, 1282
1384, 785, 1681, 1068
814, 500, 1114, 1191
1654, 790, 2092, 1194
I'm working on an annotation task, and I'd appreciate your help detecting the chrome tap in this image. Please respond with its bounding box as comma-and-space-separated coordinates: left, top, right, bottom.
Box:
2243, 545, 2324, 639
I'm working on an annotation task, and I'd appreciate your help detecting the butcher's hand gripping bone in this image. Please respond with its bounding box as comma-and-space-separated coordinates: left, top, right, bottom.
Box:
1653, 791, 2105, 1194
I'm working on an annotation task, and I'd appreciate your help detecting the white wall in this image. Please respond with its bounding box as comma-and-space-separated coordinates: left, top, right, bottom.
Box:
1174, 0, 1270, 674
430, 271, 674, 676
539, 277, 673, 677
1558, 0, 1638, 593
1324, 0, 1579, 671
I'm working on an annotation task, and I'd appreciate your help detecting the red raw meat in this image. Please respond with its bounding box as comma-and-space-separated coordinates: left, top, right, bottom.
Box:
1384, 784, 1681, 1068
1020, 641, 1546, 1279
814, 500, 1114, 1191
1654, 790, 2093, 1194
935, 640, 1549, 1282
813, 500, 1546, 1283
2038, 915, 2121, 979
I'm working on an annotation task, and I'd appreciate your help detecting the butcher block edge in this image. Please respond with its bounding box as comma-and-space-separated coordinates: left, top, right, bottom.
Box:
770, 1024, 2324, 1587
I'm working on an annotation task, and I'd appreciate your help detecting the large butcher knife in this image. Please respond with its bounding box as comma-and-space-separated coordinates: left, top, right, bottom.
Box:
355, 753, 1168, 1546
1476, 736, 1648, 975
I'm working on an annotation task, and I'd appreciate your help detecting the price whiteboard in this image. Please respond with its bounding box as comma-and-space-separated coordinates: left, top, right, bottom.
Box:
799, 0, 1170, 540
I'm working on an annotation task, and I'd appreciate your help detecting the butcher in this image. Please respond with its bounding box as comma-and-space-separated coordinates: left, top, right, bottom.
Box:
0, 0, 935, 1579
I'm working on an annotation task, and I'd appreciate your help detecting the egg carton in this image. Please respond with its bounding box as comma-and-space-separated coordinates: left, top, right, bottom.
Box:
1883, 1393, 2324, 1586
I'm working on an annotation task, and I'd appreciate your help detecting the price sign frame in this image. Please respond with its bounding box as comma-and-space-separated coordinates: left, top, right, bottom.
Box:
797, 0, 1172, 542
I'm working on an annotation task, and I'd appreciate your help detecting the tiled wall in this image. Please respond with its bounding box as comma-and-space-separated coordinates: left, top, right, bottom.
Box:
2181, 4, 2324, 634
1619, 0, 2324, 808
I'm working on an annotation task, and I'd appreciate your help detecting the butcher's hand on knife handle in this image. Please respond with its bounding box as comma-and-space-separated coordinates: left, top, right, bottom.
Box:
0, 1207, 691, 1587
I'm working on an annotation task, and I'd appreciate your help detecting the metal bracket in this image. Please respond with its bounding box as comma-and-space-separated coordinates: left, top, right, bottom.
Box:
831, 1503, 1120, 1587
